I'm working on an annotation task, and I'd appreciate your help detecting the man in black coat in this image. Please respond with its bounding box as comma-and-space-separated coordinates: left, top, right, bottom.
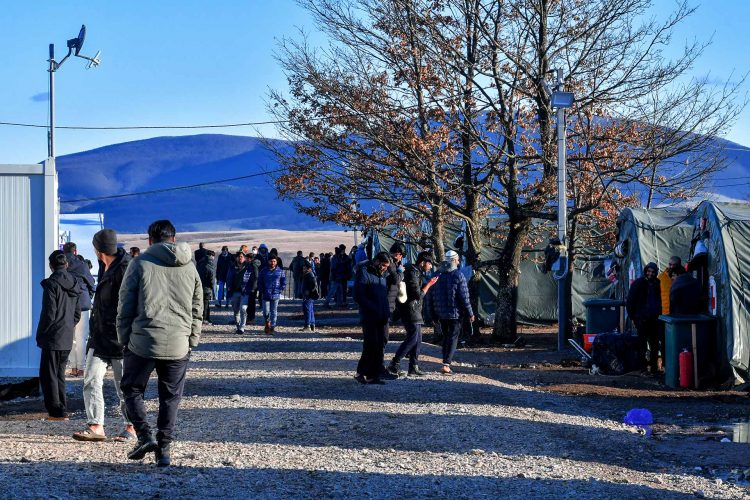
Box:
670, 271, 704, 316
387, 252, 439, 377
215, 246, 232, 308
74, 229, 134, 442
353, 252, 392, 384
197, 250, 217, 324
63, 242, 96, 377
385, 243, 405, 323
626, 262, 663, 374
36, 250, 81, 420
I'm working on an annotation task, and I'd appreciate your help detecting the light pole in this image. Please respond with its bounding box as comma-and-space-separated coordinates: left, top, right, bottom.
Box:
550, 68, 574, 351
47, 25, 100, 158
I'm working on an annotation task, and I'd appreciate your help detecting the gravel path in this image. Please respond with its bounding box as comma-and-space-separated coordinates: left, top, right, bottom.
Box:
0, 301, 748, 499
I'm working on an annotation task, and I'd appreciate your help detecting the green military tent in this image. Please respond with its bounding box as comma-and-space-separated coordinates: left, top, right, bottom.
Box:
372, 219, 611, 325
616, 201, 750, 383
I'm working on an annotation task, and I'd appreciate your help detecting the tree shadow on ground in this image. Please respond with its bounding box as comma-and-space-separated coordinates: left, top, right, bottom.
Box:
0, 461, 705, 499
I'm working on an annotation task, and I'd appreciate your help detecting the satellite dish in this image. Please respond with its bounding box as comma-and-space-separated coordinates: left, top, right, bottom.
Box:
75, 25, 86, 55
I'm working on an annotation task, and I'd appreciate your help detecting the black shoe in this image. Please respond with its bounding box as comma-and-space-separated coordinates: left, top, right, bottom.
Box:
381, 371, 398, 380
355, 374, 367, 385
310, 325, 316, 332
386, 361, 400, 377
127, 435, 158, 460
155, 443, 171, 467
408, 366, 425, 377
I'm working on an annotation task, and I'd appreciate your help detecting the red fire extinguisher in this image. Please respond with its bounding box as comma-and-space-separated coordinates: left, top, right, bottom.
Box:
679, 349, 694, 389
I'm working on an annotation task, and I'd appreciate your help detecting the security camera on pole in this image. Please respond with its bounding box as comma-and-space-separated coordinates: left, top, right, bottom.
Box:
549, 69, 575, 351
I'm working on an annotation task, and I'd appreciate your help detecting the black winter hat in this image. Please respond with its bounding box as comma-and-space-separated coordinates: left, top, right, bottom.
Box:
389, 242, 406, 255
49, 250, 67, 270
92, 229, 118, 256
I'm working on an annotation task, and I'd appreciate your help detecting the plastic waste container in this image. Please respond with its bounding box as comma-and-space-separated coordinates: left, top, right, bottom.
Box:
659, 315, 716, 389
583, 299, 625, 334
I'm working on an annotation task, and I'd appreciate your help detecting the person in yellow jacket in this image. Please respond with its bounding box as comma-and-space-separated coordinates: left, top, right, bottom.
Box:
658, 256, 683, 315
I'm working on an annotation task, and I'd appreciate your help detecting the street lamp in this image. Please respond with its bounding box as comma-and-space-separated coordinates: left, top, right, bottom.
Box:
550, 68, 574, 351
47, 25, 101, 158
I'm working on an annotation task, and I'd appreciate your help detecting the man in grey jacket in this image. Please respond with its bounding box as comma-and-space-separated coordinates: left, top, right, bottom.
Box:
118, 220, 202, 467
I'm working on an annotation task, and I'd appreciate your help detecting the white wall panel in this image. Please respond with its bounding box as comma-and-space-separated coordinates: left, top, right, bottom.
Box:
0, 176, 33, 376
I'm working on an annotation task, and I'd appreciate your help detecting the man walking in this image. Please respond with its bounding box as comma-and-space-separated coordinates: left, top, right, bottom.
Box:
63, 242, 96, 378
118, 220, 202, 467
387, 252, 438, 377
37, 250, 81, 420
226, 252, 252, 334
291, 250, 307, 299
626, 262, 663, 375
431, 250, 474, 375
197, 250, 217, 324
215, 246, 232, 308
258, 255, 286, 334
73, 229, 134, 442
300, 261, 319, 332
353, 252, 392, 384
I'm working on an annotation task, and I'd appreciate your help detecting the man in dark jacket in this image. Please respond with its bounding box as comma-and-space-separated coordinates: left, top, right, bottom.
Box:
197, 250, 217, 324
353, 252, 392, 384
626, 262, 663, 374
291, 250, 307, 299
320, 253, 331, 297
338, 245, 352, 306
215, 246, 232, 309
118, 220, 202, 467
37, 250, 82, 420
194, 242, 207, 264
385, 243, 405, 322
73, 229, 134, 442
300, 261, 319, 332
63, 242, 96, 377
387, 252, 439, 377
670, 271, 704, 316
226, 252, 252, 334
258, 255, 287, 334
431, 250, 474, 375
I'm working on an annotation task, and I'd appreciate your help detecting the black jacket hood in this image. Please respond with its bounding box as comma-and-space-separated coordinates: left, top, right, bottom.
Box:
44, 270, 81, 298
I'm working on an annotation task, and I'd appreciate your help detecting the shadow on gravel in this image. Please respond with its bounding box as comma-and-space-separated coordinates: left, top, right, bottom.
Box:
172, 405, 695, 474
0, 461, 701, 499
196, 338, 364, 355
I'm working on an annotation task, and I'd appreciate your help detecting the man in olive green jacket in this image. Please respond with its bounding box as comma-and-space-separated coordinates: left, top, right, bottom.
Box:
118, 220, 202, 467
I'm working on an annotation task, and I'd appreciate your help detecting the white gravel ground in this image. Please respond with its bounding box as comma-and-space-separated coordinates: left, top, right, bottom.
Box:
0, 303, 747, 499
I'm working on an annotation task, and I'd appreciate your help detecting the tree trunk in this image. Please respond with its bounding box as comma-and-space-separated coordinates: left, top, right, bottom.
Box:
429, 204, 446, 260
492, 219, 530, 342
464, 217, 483, 338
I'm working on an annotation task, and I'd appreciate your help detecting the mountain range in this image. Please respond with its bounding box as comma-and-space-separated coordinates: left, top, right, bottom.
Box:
57, 133, 750, 233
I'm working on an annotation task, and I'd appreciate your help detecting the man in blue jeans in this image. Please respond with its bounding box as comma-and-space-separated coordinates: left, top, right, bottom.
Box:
387, 252, 438, 377
430, 250, 474, 375
257, 255, 286, 334
118, 220, 202, 467
300, 261, 319, 332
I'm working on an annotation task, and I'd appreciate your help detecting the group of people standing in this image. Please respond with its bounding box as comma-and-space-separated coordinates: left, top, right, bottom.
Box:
36, 220, 203, 467
353, 244, 475, 384
626, 256, 703, 375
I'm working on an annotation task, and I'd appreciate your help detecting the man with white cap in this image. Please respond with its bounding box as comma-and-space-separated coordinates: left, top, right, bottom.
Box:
430, 250, 474, 375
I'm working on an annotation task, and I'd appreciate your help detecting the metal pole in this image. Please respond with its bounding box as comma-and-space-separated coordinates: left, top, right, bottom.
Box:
556, 68, 568, 351
48, 44, 55, 159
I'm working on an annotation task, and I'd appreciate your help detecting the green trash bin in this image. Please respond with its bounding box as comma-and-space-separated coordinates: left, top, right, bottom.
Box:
659, 315, 716, 389
583, 299, 625, 334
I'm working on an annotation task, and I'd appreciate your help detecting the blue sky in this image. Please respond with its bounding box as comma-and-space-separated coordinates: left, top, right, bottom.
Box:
1, 1, 748, 164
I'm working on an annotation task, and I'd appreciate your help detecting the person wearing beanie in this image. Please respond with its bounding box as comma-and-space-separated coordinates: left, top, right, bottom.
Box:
73, 229, 134, 443
36, 250, 82, 420
62, 242, 96, 378
387, 252, 439, 377
118, 220, 202, 467
626, 262, 663, 375
354, 252, 392, 384
429, 249, 474, 375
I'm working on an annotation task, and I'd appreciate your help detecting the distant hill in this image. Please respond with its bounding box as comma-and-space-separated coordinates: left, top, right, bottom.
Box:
57, 134, 337, 233
57, 133, 750, 232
